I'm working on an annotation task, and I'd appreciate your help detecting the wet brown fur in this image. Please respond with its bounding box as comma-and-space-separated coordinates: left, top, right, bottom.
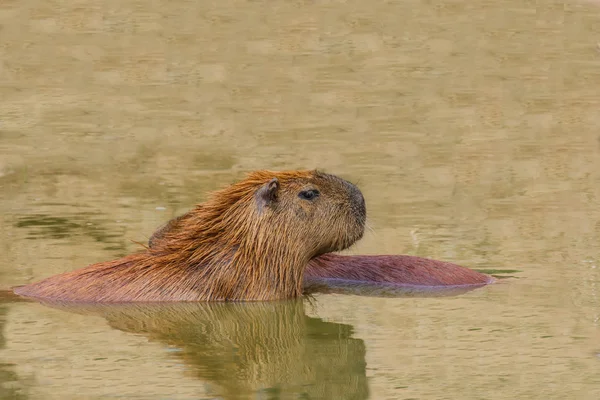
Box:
14, 170, 366, 302
306, 254, 493, 287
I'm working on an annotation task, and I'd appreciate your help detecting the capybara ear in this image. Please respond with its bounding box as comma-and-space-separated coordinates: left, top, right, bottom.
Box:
255, 178, 279, 212
148, 213, 188, 248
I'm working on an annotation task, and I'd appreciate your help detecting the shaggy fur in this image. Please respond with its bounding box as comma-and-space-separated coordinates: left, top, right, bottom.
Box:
14, 170, 366, 302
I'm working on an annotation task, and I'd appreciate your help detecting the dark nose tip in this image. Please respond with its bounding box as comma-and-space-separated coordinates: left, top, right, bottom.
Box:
356, 191, 366, 220
347, 183, 366, 223
357, 190, 365, 208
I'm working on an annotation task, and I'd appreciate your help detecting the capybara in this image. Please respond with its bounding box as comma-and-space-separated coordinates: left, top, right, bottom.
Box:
13, 170, 366, 302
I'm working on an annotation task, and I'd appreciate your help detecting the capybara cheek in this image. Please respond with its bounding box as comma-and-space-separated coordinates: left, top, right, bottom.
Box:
293, 204, 310, 220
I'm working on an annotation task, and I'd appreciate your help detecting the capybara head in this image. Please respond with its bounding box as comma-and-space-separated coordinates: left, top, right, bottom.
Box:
152, 170, 365, 258
246, 169, 366, 256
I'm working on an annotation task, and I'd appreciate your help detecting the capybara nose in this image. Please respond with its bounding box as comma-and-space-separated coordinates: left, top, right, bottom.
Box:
346, 181, 366, 224
356, 189, 365, 210
356, 191, 366, 223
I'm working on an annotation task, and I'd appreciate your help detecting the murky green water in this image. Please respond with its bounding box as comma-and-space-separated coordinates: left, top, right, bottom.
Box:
2, 0, 600, 398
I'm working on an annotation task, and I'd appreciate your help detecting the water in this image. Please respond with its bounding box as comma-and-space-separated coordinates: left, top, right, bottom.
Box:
2, 0, 600, 398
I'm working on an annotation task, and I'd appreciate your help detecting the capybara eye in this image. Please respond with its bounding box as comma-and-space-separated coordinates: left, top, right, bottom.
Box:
298, 189, 320, 201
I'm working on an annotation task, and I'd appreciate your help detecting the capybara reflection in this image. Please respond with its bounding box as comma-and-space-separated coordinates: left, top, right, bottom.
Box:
14, 170, 366, 302
42, 300, 369, 400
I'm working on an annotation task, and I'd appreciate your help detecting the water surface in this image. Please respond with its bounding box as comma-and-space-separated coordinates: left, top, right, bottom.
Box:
2, 0, 600, 398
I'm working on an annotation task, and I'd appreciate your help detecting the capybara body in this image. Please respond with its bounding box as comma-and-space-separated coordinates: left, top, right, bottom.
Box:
14, 170, 366, 302
306, 254, 493, 287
